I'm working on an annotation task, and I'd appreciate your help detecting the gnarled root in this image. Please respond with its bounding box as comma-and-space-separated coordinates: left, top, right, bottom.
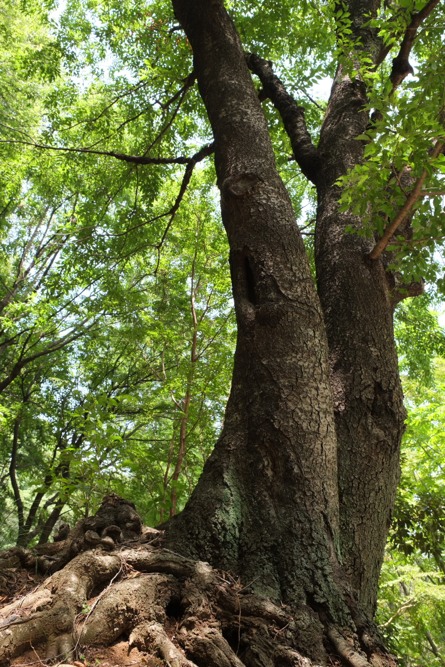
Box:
0, 544, 397, 667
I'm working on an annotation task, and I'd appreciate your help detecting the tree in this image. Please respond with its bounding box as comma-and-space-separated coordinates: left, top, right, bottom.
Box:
1, 0, 445, 666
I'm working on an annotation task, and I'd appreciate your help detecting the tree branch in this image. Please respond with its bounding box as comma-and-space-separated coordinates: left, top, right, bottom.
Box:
377, 0, 441, 91
110, 142, 214, 245
0, 140, 196, 166
425, 630, 445, 664
379, 598, 417, 628
420, 189, 445, 197
64, 79, 150, 132
246, 53, 321, 184
154, 142, 215, 264
369, 139, 444, 260
157, 71, 196, 110
0, 318, 98, 394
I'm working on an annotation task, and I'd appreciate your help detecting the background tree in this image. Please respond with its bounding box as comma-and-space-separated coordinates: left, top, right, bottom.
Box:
0, 189, 235, 546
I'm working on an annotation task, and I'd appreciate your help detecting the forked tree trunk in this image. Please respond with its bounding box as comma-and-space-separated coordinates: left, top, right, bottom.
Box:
165, 0, 404, 661
0, 1, 410, 666
167, 0, 341, 610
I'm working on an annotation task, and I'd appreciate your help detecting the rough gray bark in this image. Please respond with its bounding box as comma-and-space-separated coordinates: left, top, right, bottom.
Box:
164, 0, 410, 660
166, 0, 345, 627
316, 67, 405, 617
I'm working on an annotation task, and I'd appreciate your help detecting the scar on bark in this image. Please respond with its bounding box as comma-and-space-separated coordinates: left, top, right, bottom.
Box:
222, 172, 262, 197
243, 253, 257, 305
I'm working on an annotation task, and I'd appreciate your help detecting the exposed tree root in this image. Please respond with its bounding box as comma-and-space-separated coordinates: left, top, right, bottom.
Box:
0, 542, 397, 667
0, 497, 397, 667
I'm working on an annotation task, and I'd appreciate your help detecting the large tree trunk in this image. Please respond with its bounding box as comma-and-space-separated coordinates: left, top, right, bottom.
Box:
166, 0, 343, 619
163, 0, 403, 663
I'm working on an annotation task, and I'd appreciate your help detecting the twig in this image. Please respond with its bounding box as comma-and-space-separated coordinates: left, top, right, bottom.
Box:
108, 142, 214, 249
379, 598, 417, 628
420, 189, 445, 197
153, 142, 215, 270
369, 139, 444, 260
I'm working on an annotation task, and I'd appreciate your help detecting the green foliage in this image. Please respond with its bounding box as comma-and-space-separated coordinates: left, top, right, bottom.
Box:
377, 351, 445, 665
335, 1, 445, 290
391, 359, 445, 571
378, 553, 445, 667
395, 295, 445, 386
0, 0, 236, 542
0, 176, 235, 545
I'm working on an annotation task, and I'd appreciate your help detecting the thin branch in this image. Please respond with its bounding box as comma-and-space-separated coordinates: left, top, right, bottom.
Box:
295, 84, 324, 111
65, 79, 151, 132
377, 0, 441, 91
0, 121, 35, 142
0, 139, 192, 166
9, 415, 24, 541
420, 189, 445, 197
379, 598, 417, 628
369, 139, 444, 260
425, 630, 445, 665
246, 53, 320, 184
82, 72, 195, 152
0, 207, 52, 314
157, 71, 196, 110
155, 142, 214, 254
0, 318, 98, 394
146, 76, 195, 154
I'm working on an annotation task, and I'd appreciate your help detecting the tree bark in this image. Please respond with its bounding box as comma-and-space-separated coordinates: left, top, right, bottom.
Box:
164, 0, 407, 660
164, 4, 386, 659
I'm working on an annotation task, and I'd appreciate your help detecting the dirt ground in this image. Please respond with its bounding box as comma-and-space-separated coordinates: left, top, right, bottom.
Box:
11, 642, 158, 667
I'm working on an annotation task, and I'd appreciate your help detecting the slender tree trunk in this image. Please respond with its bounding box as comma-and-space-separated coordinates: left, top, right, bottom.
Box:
10, 415, 26, 546
170, 260, 199, 517
315, 70, 405, 617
